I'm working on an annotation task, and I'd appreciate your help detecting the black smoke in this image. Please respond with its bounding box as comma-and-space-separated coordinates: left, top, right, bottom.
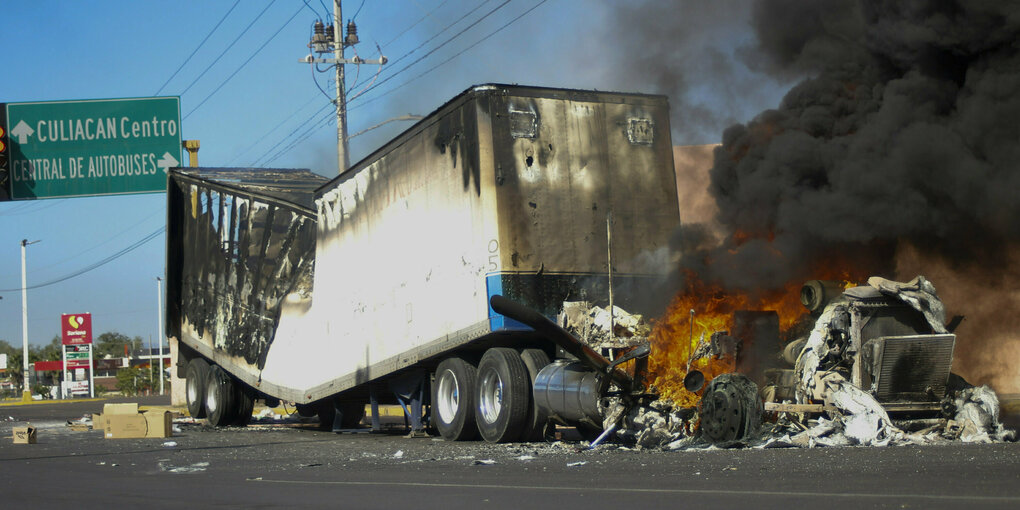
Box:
697, 0, 1020, 290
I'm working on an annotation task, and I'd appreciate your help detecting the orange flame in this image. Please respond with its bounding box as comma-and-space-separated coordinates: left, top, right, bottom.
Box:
645, 268, 860, 406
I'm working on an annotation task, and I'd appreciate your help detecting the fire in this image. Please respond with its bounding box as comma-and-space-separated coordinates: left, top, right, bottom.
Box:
645, 268, 860, 406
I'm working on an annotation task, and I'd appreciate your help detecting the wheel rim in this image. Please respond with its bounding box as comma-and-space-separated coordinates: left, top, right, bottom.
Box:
206, 384, 218, 414
478, 368, 503, 424
436, 369, 460, 424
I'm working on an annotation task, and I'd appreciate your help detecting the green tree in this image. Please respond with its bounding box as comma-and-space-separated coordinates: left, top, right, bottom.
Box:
95, 332, 142, 359
115, 366, 152, 396
30, 336, 62, 362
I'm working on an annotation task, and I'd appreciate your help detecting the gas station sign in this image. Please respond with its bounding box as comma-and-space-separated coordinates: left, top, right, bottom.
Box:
61, 313, 93, 345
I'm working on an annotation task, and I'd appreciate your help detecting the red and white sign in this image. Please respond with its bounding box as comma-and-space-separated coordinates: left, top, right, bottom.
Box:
69, 381, 90, 395
66, 359, 91, 369
61, 313, 92, 345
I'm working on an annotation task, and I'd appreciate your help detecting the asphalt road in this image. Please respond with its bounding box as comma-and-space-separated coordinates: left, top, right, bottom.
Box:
2, 397, 1019, 509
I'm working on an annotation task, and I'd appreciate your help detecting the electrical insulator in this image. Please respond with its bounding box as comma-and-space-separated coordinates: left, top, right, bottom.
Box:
326, 24, 335, 44
310, 20, 329, 53
345, 20, 359, 46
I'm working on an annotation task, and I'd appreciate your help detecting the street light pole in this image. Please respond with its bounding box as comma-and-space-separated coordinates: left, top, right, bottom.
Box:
156, 276, 164, 395
20, 239, 40, 402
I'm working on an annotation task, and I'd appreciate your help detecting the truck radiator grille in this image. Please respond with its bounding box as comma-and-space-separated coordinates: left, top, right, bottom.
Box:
870, 334, 955, 402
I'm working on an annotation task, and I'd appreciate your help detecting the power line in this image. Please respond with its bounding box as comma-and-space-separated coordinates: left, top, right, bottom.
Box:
184, 3, 305, 120
226, 94, 323, 166
349, 0, 512, 102
261, 108, 337, 166
30, 206, 165, 274
350, 0, 548, 113
350, 0, 367, 21
302, 0, 321, 18
378, 0, 497, 75
253, 0, 508, 168
155, 0, 241, 95
178, 0, 278, 98
382, 0, 451, 48
248, 101, 335, 166
0, 227, 165, 292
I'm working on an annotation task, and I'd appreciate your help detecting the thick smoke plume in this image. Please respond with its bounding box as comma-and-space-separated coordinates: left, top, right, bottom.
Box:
698, 0, 1020, 391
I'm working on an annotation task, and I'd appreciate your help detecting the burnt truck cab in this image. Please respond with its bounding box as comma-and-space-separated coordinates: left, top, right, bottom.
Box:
766, 277, 959, 421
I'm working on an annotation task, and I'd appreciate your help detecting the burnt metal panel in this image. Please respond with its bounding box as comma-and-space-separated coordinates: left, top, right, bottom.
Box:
166, 168, 324, 371
863, 334, 956, 402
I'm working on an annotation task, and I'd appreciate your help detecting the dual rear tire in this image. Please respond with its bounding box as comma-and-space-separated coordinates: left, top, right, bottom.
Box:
433, 347, 550, 443
184, 358, 255, 426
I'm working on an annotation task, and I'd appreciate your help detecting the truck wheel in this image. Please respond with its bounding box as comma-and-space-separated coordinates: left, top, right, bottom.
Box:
185, 358, 210, 419
205, 365, 238, 427
475, 348, 529, 443
433, 356, 478, 441
232, 382, 255, 426
699, 373, 762, 443
519, 348, 551, 441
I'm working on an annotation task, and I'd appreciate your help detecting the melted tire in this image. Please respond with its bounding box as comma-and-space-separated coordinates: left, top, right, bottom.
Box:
475, 347, 530, 443
204, 365, 238, 427
519, 348, 551, 442
185, 358, 210, 419
433, 356, 478, 441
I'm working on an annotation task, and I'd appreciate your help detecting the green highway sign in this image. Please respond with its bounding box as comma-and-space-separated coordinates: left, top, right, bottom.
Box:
5, 97, 181, 199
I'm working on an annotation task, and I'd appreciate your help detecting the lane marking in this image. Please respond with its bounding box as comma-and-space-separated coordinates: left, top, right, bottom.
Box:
247, 479, 1020, 502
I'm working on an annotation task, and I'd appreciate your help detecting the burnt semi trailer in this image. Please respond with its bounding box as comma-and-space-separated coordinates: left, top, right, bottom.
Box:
166, 84, 679, 441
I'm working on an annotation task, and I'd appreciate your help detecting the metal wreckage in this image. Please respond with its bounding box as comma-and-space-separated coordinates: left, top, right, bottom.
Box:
555, 276, 1015, 450
165, 84, 1012, 448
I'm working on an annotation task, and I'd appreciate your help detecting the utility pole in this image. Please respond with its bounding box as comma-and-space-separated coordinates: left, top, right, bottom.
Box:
20, 238, 40, 402
156, 276, 164, 395
333, 0, 348, 172
300, 1, 386, 174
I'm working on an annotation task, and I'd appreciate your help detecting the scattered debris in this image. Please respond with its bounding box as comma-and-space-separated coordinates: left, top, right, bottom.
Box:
607, 276, 1015, 450
948, 386, 1015, 443
393, 450, 404, 459
566, 461, 587, 467
472, 459, 496, 465
158, 461, 209, 473
162, 441, 178, 448
559, 301, 650, 348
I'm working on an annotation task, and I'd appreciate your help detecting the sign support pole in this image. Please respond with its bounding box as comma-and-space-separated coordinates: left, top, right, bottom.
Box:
157, 277, 164, 395
20, 239, 39, 401
88, 346, 94, 398
62, 345, 68, 399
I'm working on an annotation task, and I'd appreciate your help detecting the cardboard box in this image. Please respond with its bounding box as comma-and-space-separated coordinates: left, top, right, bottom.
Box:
143, 410, 173, 438
100, 403, 172, 439
13, 426, 37, 444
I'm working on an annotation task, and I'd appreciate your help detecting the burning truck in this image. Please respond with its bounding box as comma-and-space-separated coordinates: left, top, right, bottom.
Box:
166, 84, 1009, 446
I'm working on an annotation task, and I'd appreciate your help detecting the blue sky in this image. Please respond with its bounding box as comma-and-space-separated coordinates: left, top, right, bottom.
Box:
0, 0, 787, 349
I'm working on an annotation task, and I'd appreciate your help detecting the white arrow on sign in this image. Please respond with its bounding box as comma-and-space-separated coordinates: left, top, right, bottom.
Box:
157, 152, 180, 173
11, 120, 35, 144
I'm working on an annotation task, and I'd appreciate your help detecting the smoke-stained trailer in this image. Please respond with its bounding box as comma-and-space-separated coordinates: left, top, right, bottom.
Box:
167, 84, 680, 439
